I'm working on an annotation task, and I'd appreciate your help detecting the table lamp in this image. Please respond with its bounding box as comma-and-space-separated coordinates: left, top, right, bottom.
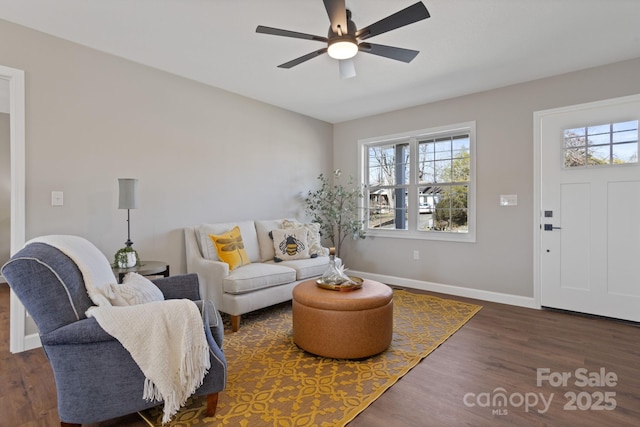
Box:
118, 178, 139, 248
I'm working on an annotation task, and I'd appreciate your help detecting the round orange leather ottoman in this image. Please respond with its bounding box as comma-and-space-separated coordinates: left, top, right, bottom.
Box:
292, 279, 393, 359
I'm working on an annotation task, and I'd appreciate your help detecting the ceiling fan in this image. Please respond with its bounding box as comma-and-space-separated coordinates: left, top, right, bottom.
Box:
256, 0, 430, 79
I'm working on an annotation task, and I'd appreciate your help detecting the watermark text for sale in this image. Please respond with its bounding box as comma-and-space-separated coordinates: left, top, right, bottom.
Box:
463, 367, 617, 415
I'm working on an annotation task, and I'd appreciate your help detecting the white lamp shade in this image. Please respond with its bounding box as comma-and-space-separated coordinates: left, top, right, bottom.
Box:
118, 178, 139, 209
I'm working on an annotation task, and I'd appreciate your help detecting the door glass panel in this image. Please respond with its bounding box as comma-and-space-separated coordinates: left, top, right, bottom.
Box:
612, 142, 638, 164
563, 120, 638, 168
587, 145, 609, 165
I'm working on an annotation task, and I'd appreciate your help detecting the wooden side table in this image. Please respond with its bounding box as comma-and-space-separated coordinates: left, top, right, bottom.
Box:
113, 260, 170, 283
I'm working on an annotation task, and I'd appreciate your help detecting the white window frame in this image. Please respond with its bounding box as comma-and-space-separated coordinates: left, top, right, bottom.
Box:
358, 121, 476, 242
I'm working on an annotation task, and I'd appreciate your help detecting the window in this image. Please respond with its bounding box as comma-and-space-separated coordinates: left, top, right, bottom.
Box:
563, 120, 638, 168
360, 122, 476, 242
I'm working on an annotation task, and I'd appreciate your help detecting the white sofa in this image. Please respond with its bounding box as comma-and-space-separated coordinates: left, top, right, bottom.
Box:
185, 219, 338, 331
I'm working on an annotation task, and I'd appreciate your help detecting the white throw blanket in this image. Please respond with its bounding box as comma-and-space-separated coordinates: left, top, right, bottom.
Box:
28, 235, 210, 423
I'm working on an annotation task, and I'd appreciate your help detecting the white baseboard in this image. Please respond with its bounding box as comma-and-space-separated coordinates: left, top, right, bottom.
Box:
22, 333, 42, 352
348, 270, 539, 309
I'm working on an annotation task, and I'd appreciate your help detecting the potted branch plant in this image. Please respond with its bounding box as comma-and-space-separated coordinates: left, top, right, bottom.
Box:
305, 169, 366, 258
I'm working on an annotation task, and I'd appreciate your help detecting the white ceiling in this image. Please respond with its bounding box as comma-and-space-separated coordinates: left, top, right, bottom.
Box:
1, 0, 640, 123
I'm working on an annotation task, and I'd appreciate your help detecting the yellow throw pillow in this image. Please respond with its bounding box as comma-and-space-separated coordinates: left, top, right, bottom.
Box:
209, 226, 251, 271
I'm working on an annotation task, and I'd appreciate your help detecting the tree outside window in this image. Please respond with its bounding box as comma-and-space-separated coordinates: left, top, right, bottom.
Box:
419, 136, 470, 232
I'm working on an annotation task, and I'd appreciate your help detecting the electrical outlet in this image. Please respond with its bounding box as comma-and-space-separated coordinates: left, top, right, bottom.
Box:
413, 250, 420, 260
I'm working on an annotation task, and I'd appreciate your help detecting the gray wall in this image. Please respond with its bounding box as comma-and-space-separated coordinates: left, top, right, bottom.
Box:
0, 19, 333, 275
334, 57, 640, 298
1, 17, 639, 302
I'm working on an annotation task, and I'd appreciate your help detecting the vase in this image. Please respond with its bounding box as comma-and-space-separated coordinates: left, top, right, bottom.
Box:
320, 247, 345, 285
118, 252, 137, 268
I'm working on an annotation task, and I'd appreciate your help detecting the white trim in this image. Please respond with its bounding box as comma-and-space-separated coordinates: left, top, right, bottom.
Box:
23, 333, 42, 351
533, 107, 543, 310
349, 270, 538, 309
532, 93, 640, 314
0, 65, 28, 353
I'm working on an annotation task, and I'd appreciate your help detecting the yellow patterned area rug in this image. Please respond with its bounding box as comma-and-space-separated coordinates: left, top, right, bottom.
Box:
140, 289, 481, 427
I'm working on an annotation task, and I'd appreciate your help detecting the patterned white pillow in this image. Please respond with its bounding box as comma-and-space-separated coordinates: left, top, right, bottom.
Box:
271, 228, 310, 261
282, 219, 329, 257
104, 272, 165, 306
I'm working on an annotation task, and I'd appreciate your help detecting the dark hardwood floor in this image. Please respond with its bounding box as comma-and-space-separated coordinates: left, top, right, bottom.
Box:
1, 283, 638, 426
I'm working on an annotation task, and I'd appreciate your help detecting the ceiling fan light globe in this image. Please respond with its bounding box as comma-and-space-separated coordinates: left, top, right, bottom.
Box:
328, 39, 358, 60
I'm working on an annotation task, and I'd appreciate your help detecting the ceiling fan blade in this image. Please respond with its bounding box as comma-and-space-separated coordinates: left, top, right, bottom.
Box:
338, 59, 356, 79
359, 42, 420, 63
323, 0, 347, 34
256, 25, 328, 43
356, 2, 430, 40
278, 48, 328, 69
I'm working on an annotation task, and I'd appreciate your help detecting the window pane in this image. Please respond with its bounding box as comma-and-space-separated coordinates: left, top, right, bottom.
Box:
418, 141, 435, 157
451, 136, 470, 163
417, 188, 436, 231
418, 161, 437, 183
588, 124, 610, 135
434, 139, 450, 156
613, 120, 638, 132
368, 189, 390, 213
564, 120, 638, 168
435, 159, 452, 182
612, 142, 638, 164
587, 145, 609, 165
418, 138, 470, 184
565, 127, 586, 138
564, 148, 587, 167
588, 133, 610, 146
367, 206, 408, 230
450, 154, 470, 182
564, 132, 586, 148
612, 130, 638, 143
425, 185, 468, 233
452, 136, 470, 151
368, 165, 386, 186
367, 143, 409, 186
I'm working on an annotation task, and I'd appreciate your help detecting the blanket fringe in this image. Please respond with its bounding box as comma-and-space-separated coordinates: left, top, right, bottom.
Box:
144, 344, 211, 424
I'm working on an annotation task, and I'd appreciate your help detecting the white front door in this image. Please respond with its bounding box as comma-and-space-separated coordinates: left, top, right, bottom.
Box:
538, 95, 640, 322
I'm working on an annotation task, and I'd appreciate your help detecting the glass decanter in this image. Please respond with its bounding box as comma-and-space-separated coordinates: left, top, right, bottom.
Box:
320, 247, 347, 285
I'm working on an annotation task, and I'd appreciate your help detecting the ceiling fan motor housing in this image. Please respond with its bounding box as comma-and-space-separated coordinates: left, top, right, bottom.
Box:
327, 10, 358, 59
327, 9, 357, 38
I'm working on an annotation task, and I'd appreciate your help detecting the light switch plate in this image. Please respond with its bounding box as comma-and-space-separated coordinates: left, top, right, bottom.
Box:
51, 191, 64, 206
500, 194, 517, 206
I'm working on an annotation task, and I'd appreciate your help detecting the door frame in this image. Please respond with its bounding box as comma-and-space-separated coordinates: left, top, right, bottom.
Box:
533, 93, 640, 313
0, 65, 28, 353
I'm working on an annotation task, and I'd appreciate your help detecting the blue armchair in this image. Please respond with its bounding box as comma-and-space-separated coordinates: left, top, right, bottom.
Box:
1, 241, 227, 427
